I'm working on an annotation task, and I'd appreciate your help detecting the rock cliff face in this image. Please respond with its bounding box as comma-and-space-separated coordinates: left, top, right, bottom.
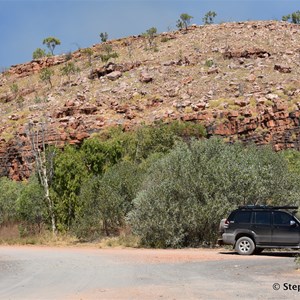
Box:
1, 20, 300, 179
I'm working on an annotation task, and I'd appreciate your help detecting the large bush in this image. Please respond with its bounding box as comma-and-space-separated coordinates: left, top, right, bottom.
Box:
16, 175, 46, 234
52, 146, 88, 230
0, 177, 22, 225
128, 139, 300, 248
73, 161, 144, 239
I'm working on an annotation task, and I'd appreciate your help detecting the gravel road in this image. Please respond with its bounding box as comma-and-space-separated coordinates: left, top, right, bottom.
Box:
0, 246, 299, 300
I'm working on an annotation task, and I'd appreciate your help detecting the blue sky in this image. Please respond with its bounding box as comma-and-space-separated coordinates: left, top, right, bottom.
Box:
0, 0, 299, 69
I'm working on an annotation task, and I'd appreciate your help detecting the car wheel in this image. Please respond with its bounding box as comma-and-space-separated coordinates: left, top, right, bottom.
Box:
235, 237, 255, 255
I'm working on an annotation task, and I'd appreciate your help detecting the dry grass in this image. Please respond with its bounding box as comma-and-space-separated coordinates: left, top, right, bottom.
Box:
98, 234, 141, 248
0, 224, 140, 248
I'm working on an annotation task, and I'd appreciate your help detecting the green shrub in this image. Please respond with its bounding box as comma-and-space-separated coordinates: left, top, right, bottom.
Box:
32, 48, 47, 60
39, 68, 54, 88
52, 146, 88, 230
60, 62, 80, 81
128, 139, 300, 247
16, 175, 46, 234
142, 27, 157, 49
0, 177, 21, 225
73, 161, 144, 240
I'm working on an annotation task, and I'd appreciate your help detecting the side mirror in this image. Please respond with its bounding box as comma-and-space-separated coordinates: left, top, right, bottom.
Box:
290, 220, 296, 227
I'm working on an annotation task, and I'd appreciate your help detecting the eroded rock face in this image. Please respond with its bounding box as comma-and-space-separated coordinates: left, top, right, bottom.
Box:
223, 48, 271, 59
8, 56, 67, 78
274, 64, 292, 73
2, 20, 300, 179
88, 62, 141, 80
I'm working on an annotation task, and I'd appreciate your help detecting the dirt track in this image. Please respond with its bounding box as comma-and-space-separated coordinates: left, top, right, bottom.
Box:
0, 246, 299, 299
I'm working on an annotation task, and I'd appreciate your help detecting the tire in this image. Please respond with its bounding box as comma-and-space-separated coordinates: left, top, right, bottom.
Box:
235, 237, 255, 255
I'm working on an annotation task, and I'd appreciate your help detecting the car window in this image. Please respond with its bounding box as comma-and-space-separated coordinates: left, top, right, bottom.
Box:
254, 211, 271, 225
234, 211, 251, 223
274, 212, 293, 225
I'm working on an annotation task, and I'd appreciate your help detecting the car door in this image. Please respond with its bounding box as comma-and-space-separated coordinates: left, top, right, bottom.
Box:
271, 211, 300, 246
251, 211, 272, 244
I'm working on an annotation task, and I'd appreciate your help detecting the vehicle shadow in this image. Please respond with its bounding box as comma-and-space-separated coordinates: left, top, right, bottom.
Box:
219, 250, 299, 258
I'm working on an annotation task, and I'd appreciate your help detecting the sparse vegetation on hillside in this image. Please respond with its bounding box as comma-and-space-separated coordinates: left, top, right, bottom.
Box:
99, 44, 118, 62
60, 62, 80, 81
81, 47, 93, 65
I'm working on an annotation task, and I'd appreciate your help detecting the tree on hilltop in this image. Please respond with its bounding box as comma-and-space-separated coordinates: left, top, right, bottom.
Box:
176, 13, 193, 31
203, 11, 217, 25
282, 11, 300, 24
142, 27, 157, 48
43, 37, 61, 56
99, 32, 108, 43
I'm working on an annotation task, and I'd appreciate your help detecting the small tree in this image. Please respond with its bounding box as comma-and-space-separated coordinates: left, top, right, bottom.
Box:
33, 48, 47, 60
142, 27, 157, 49
27, 122, 57, 235
60, 62, 80, 81
282, 11, 300, 24
52, 146, 88, 230
99, 32, 108, 43
0, 177, 21, 226
40, 68, 54, 88
16, 175, 46, 234
203, 11, 217, 25
43, 37, 61, 56
176, 13, 193, 31
282, 15, 290, 22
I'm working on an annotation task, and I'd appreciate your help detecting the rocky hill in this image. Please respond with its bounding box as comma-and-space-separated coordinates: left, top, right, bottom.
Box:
1, 20, 300, 180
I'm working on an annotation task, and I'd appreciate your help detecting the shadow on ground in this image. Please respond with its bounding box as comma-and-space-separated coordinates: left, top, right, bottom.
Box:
219, 250, 300, 257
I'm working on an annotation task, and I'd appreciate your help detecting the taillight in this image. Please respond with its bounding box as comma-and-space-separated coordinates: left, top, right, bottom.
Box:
225, 219, 229, 225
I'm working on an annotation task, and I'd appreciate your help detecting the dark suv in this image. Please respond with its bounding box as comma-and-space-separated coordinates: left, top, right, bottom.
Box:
218, 205, 300, 255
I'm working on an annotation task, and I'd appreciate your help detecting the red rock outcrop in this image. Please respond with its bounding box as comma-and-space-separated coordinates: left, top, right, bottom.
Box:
2, 20, 300, 180
8, 56, 67, 78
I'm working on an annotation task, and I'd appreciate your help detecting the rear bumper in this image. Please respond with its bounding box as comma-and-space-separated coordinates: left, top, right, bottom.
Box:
222, 233, 235, 245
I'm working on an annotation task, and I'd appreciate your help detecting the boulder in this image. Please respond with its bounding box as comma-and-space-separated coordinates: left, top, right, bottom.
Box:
106, 71, 122, 81
139, 72, 153, 83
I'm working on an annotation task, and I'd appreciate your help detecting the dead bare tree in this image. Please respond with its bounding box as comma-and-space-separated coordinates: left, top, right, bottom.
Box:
27, 121, 57, 235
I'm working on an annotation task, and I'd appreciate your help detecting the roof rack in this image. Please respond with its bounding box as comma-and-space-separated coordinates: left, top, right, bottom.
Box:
238, 205, 298, 210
